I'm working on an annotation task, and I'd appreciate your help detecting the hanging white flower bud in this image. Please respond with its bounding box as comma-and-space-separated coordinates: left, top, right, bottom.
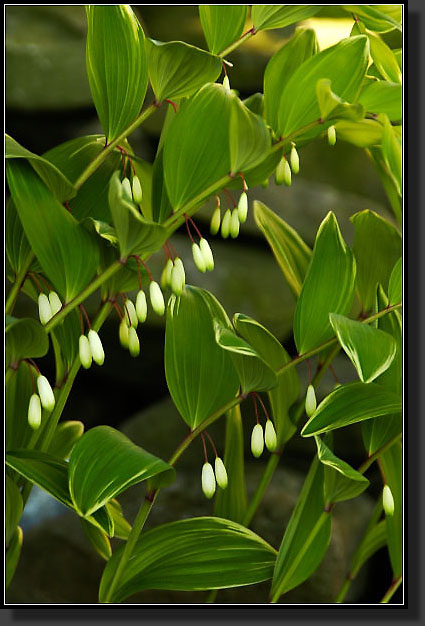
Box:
290, 143, 300, 174
124, 299, 138, 328
192, 242, 207, 273
237, 192, 248, 223
201, 462, 216, 499
275, 157, 291, 186
170, 258, 185, 295
210, 206, 221, 235
121, 177, 133, 202
305, 384, 317, 418
328, 125, 337, 146
214, 457, 228, 489
36, 375, 55, 412
221, 209, 231, 239
223, 75, 231, 92
132, 175, 143, 205
28, 394, 42, 430
161, 258, 174, 290
38, 293, 53, 325
79, 335, 92, 369
230, 209, 240, 239
128, 326, 140, 357
136, 290, 148, 323
149, 281, 165, 316
48, 291, 62, 316
382, 485, 394, 516
88, 329, 105, 366
119, 318, 129, 348
199, 238, 214, 272
251, 423, 264, 458
265, 420, 277, 452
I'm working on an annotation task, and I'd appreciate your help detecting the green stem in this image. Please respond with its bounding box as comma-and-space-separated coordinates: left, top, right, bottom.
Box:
102, 492, 158, 603
218, 29, 255, 58
5, 251, 35, 315
51, 332, 66, 387
357, 433, 402, 475
73, 104, 158, 191
380, 576, 402, 603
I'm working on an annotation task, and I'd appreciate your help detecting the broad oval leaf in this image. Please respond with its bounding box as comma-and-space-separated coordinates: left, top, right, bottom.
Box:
251, 5, 321, 32
301, 382, 402, 437
99, 516, 277, 602
47, 420, 85, 460
334, 118, 384, 148
214, 320, 277, 393
277, 36, 369, 139
358, 81, 402, 121
7, 160, 100, 303
264, 28, 318, 134
234, 313, 299, 445
271, 456, 331, 601
329, 313, 397, 383
6, 317, 49, 365
163, 83, 232, 211
388, 257, 402, 306
85, 5, 148, 141
145, 38, 222, 103
294, 212, 356, 355
253, 200, 312, 298
6, 361, 35, 452
165, 286, 239, 429
6, 197, 33, 275
68, 426, 175, 517
229, 95, 272, 173
6, 475, 23, 548
316, 78, 365, 122
343, 5, 402, 33
368, 31, 402, 84
80, 519, 112, 562
5, 134, 76, 203
199, 6, 247, 55
351, 210, 402, 313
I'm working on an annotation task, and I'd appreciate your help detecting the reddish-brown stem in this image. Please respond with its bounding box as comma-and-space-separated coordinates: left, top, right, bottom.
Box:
238, 172, 247, 191
204, 431, 218, 458
79, 304, 91, 330
25, 360, 36, 393
200, 433, 209, 463
164, 99, 179, 114
251, 392, 260, 425
188, 215, 203, 240
223, 188, 237, 208
253, 392, 270, 421
184, 215, 194, 243
78, 306, 85, 335
112, 301, 124, 321
120, 294, 132, 327
132, 255, 154, 282
29, 273, 44, 294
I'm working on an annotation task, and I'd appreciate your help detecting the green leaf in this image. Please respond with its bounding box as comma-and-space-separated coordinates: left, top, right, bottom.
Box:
351, 210, 402, 313
329, 313, 397, 383
47, 421, 85, 460
233, 313, 299, 445
6, 160, 100, 303
85, 5, 148, 141
151, 147, 173, 223
6, 526, 23, 590
44, 135, 122, 222
214, 404, 247, 524
350, 519, 387, 578
199, 5, 247, 55
358, 81, 402, 121
271, 456, 331, 600
367, 146, 401, 224
368, 32, 402, 84
50, 309, 81, 371
214, 321, 277, 394
242, 92, 264, 116
99, 516, 277, 602
5, 134, 76, 203
276, 36, 369, 139
165, 286, 239, 429
342, 6, 402, 33
132, 155, 153, 220
334, 118, 384, 147
105, 499, 132, 540
264, 28, 318, 134
315, 436, 369, 504
294, 212, 356, 355
6, 317, 49, 365
301, 382, 401, 437
163, 83, 232, 211
80, 518, 112, 561
229, 95, 272, 173
6, 198, 33, 275
388, 258, 402, 306
145, 38, 222, 103
108, 170, 168, 257
6, 475, 23, 548
381, 114, 402, 196
251, 5, 321, 32
316, 78, 365, 122
379, 442, 402, 578
6, 362, 35, 451
253, 200, 312, 298
68, 426, 175, 517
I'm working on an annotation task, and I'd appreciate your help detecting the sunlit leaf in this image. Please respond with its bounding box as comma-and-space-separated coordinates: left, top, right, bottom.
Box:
199, 5, 248, 55
388, 258, 402, 306
358, 81, 402, 121
368, 31, 402, 84
334, 118, 383, 148
343, 6, 402, 32
316, 78, 365, 122
251, 5, 321, 32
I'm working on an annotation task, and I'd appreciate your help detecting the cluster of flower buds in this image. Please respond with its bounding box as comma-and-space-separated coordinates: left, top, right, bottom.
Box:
121, 174, 143, 206
211, 188, 249, 240
251, 418, 278, 458
161, 257, 186, 296
275, 143, 300, 187
38, 292, 62, 325
201, 457, 228, 499
328, 125, 337, 146
305, 384, 317, 418
27, 374, 55, 430
79, 330, 105, 369
192, 238, 215, 274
